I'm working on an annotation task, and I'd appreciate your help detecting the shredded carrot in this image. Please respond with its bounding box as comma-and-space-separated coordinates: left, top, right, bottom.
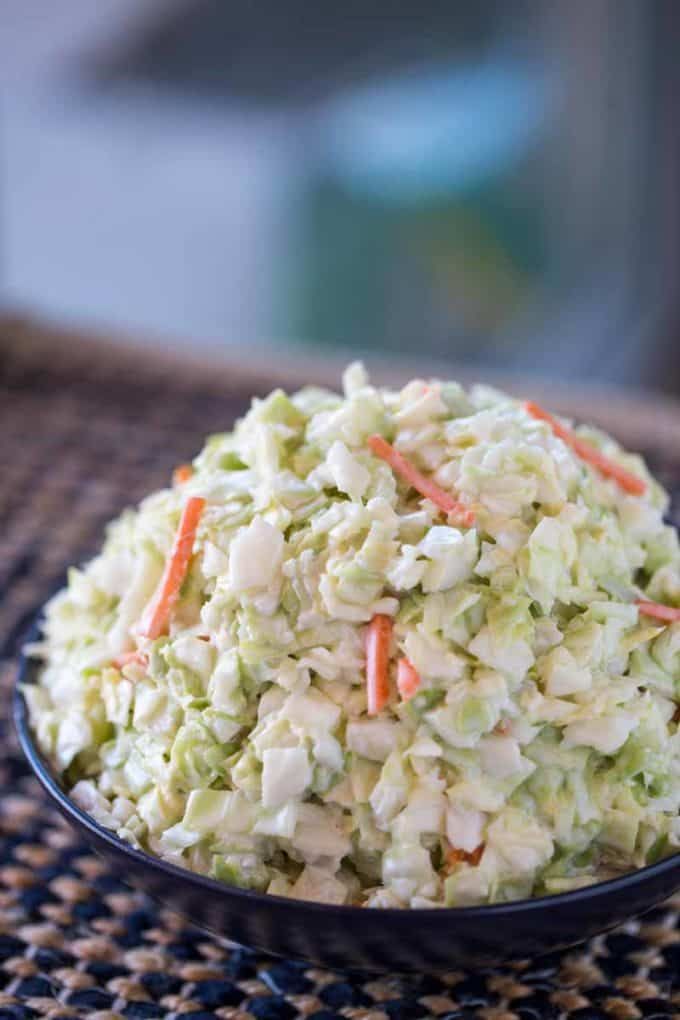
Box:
173, 463, 194, 485
635, 599, 680, 623
494, 718, 511, 735
367, 434, 475, 527
673, 704, 680, 725
112, 650, 148, 670
446, 844, 485, 870
396, 657, 421, 702
366, 614, 393, 715
524, 401, 646, 496
139, 496, 206, 640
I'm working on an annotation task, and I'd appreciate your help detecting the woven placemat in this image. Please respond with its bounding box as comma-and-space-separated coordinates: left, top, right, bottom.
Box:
0, 317, 678, 1020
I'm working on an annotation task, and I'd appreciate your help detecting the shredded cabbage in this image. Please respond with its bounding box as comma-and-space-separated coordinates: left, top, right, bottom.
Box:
26, 366, 680, 906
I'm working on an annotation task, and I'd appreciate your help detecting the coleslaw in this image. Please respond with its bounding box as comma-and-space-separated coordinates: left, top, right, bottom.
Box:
25, 365, 680, 906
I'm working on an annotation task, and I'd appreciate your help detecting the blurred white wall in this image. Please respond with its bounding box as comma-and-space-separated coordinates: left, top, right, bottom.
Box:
0, 0, 295, 351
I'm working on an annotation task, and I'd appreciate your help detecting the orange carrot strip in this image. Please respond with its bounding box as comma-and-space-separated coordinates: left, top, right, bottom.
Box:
112, 650, 148, 670
636, 599, 680, 623
396, 657, 421, 702
446, 844, 485, 870
524, 401, 646, 496
173, 463, 194, 485
366, 614, 393, 715
139, 496, 206, 640
367, 434, 475, 526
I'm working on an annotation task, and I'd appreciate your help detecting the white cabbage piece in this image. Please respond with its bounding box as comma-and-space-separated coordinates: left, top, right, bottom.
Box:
229, 516, 284, 593
261, 747, 312, 808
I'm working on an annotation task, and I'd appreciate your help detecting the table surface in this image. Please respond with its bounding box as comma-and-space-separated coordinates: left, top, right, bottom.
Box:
0, 316, 678, 1020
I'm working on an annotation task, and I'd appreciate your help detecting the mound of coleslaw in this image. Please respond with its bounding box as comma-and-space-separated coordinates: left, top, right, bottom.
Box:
25, 365, 680, 907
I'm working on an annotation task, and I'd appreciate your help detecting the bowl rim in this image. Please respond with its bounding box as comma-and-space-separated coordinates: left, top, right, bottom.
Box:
14, 637, 680, 923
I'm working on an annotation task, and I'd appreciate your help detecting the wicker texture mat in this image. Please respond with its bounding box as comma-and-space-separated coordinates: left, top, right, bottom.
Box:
0, 320, 679, 1019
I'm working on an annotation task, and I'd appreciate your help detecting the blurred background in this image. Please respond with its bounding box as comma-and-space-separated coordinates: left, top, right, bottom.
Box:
1, 0, 679, 388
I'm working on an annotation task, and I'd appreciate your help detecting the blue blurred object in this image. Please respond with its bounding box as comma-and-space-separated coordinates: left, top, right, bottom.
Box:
288, 56, 554, 355
321, 59, 552, 202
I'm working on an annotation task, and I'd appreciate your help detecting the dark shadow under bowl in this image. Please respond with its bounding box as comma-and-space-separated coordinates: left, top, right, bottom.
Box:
14, 644, 680, 973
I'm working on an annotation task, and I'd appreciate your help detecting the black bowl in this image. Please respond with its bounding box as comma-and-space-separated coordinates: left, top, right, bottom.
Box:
14, 646, 680, 973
